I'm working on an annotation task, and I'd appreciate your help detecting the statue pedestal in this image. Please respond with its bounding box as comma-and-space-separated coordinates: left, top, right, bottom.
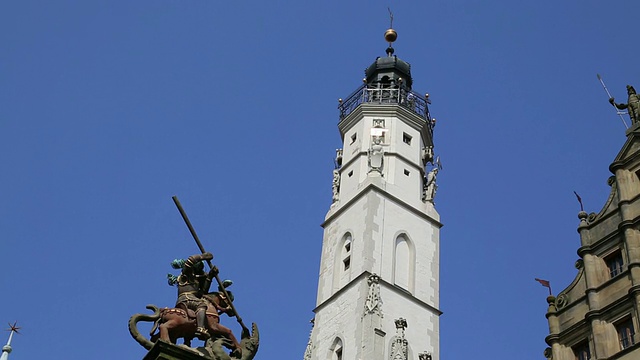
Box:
626, 121, 640, 136
143, 340, 208, 360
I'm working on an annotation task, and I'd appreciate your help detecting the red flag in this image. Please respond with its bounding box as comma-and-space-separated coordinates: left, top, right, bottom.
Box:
535, 278, 550, 288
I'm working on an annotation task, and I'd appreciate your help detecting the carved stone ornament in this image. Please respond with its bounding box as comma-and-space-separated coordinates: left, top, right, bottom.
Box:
543, 347, 552, 359
418, 352, 432, 360
303, 319, 315, 360
423, 167, 438, 203
364, 273, 383, 317
332, 169, 341, 203
421, 146, 434, 166
389, 318, 408, 360
335, 148, 343, 168
303, 339, 314, 360
368, 137, 385, 174
373, 119, 385, 128
555, 293, 569, 310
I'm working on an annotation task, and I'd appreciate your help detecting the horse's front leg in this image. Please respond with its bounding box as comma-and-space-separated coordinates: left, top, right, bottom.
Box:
159, 319, 177, 342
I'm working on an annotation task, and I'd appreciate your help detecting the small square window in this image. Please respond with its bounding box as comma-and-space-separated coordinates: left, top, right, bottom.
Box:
350, 133, 357, 144
605, 250, 624, 278
343, 256, 351, 270
345, 242, 351, 252
403, 133, 412, 145
348, 170, 353, 177
573, 341, 591, 360
404, 169, 410, 176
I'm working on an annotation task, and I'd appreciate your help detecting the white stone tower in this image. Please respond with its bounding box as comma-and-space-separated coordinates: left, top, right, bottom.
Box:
305, 27, 441, 360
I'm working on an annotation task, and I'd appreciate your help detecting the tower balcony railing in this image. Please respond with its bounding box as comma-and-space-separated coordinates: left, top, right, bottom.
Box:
338, 84, 434, 131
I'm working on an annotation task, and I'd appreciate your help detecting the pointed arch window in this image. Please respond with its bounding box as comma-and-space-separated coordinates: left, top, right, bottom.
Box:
329, 337, 344, 360
393, 234, 415, 292
343, 237, 352, 271
333, 233, 353, 291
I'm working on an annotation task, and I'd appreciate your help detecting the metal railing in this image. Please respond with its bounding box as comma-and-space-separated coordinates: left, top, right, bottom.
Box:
338, 84, 434, 131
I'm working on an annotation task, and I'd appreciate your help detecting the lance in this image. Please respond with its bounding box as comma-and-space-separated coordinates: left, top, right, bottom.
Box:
171, 195, 249, 334
597, 74, 629, 129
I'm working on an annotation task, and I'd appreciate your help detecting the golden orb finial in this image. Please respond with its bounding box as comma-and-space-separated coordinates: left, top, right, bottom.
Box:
384, 28, 397, 43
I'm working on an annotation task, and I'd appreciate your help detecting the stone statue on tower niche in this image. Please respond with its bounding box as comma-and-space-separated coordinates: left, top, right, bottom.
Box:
423, 167, 438, 203
332, 169, 340, 203
368, 136, 385, 174
610, 85, 640, 125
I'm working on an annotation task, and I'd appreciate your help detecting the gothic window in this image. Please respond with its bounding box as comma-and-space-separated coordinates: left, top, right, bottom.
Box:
342, 236, 352, 272
329, 337, 344, 360
616, 317, 636, 350
333, 233, 353, 291
605, 250, 624, 278
573, 341, 591, 360
393, 234, 414, 291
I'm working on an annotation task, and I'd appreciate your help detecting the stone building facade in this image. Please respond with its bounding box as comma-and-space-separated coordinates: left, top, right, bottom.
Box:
304, 29, 441, 360
544, 123, 640, 360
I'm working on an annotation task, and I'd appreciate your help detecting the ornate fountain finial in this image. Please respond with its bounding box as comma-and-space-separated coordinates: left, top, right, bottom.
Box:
385, 8, 397, 56
0, 322, 20, 360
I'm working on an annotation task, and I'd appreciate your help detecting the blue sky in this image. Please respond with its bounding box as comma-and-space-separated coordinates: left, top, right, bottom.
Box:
1, 1, 639, 359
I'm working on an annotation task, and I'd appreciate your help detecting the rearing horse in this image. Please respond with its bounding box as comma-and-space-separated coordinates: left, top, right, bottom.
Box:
146, 292, 241, 355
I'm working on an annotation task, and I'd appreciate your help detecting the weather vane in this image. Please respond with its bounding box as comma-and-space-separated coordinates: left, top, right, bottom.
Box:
1, 322, 20, 360
5, 323, 20, 334
384, 8, 398, 55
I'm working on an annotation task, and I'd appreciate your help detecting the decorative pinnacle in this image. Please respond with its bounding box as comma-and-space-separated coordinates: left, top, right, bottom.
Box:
1, 323, 20, 360
385, 8, 397, 56
5, 324, 19, 335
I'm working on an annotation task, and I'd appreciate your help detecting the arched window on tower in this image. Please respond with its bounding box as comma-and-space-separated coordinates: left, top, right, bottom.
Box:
393, 234, 415, 292
328, 337, 344, 360
333, 233, 353, 291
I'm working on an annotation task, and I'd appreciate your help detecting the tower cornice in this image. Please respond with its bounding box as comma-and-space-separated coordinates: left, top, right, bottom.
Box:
313, 270, 442, 316
322, 179, 442, 228
338, 104, 433, 147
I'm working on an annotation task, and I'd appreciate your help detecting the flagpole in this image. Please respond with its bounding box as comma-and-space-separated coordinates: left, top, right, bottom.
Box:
535, 278, 552, 296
